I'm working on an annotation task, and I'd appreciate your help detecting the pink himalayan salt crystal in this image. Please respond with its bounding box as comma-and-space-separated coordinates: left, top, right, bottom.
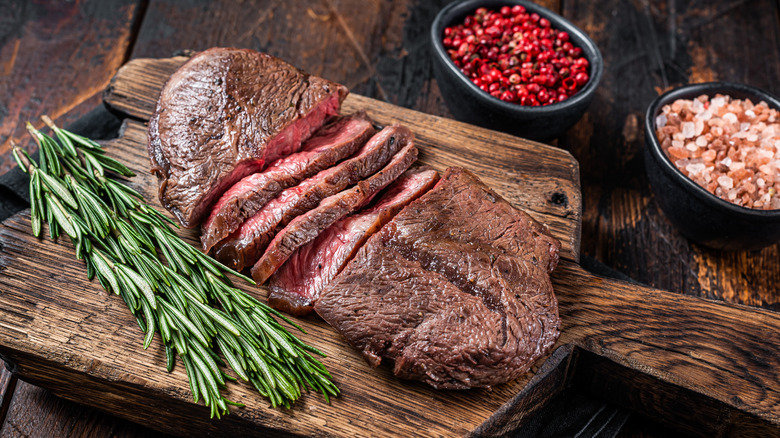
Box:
681, 122, 695, 138
656, 94, 780, 209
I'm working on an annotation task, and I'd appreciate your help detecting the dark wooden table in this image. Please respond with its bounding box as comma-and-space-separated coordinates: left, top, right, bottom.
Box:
0, 0, 778, 436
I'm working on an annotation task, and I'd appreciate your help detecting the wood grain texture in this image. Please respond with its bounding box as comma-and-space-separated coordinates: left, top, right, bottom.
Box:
560, 0, 780, 310
571, 350, 780, 438
127, 0, 562, 117
0, 380, 171, 438
0, 360, 15, 427
0, 56, 779, 437
131, 0, 413, 101
0, 0, 143, 174
473, 344, 575, 437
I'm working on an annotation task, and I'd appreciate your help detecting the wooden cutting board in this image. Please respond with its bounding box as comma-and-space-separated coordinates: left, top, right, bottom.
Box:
0, 56, 778, 437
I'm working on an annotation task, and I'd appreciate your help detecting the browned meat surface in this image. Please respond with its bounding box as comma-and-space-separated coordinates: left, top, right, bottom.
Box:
148, 47, 347, 227
251, 142, 418, 284
315, 167, 561, 389
214, 125, 412, 271
268, 166, 438, 316
200, 112, 374, 252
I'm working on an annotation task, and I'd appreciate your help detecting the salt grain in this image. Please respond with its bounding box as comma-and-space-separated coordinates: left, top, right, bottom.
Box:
656, 94, 780, 209
729, 161, 745, 171
718, 175, 734, 189
682, 122, 695, 138
694, 120, 704, 136
686, 163, 706, 176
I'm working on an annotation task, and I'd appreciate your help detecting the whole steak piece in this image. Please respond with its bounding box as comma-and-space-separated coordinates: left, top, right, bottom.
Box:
315, 167, 561, 389
148, 47, 348, 228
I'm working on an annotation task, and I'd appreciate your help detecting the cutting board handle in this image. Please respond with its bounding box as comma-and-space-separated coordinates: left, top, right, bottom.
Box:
553, 263, 780, 429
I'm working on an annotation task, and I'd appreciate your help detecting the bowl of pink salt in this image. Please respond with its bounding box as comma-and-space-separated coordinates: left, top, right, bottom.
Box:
644, 82, 780, 250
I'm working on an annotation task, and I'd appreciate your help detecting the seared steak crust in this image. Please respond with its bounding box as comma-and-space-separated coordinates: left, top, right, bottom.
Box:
148, 47, 347, 227
315, 167, 561, 389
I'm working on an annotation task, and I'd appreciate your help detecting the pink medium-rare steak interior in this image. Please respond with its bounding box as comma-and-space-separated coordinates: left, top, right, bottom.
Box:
315, 167, 561, 389
250, 142, 419, 284
147, 47, 348, 228
214, 125, 413, 271
200, 112, 375, 252
268, 166, 439, 316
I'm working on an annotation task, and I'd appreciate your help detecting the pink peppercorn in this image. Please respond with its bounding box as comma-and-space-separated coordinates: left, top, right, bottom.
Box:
442, 6, 590, 107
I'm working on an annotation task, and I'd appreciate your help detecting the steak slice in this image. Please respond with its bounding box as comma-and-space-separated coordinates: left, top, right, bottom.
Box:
214, 125, 413, 271
148, 47, 348, 228
315, 167, 561, 389
268, 166, 439, 316
200, 112, 375, 252
251, 142, 418, 284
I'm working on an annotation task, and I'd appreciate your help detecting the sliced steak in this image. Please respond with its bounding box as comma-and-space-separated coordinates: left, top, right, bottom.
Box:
200, 112, 375, 252
315, 167, 561, 389
268, 166, 438, 316
214, 125, 413, 271
148, 47, 348, 228
251, 142, 418, 284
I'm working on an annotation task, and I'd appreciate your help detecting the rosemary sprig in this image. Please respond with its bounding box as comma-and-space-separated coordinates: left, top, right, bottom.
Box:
13, 118, 339, 418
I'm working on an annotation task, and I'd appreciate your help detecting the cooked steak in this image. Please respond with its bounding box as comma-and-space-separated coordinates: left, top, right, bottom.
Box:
214, 125, 413, 271
315, 167, 561, 389
251, 142, 418, 284
148, 47, 348, 228
200, 112, 375, 252
268, 166, 438, 316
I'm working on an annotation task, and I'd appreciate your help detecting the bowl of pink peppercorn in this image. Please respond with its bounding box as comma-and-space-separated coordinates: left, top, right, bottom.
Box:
431, 0, 603, 141
644, 82, 780, 251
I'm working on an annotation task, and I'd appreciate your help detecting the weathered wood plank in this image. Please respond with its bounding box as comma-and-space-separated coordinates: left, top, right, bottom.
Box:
127, 0, 562, 118
130, 0, 406, 100
0, 360, 15, 427
571, 349, 780, 437
0, 0, 143, 174
0, 380, 171, 438
553, 262, 780, 424
560, 0, 780, 309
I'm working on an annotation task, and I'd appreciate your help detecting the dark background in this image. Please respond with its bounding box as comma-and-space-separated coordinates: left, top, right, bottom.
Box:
0, 0, 779, 436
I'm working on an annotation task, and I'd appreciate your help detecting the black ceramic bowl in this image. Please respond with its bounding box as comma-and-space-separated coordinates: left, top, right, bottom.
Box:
644, 82, 780, 251
430, 0, 603, 141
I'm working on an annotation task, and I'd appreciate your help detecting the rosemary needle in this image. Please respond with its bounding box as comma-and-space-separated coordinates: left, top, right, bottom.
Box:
13, 118, 339, 418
